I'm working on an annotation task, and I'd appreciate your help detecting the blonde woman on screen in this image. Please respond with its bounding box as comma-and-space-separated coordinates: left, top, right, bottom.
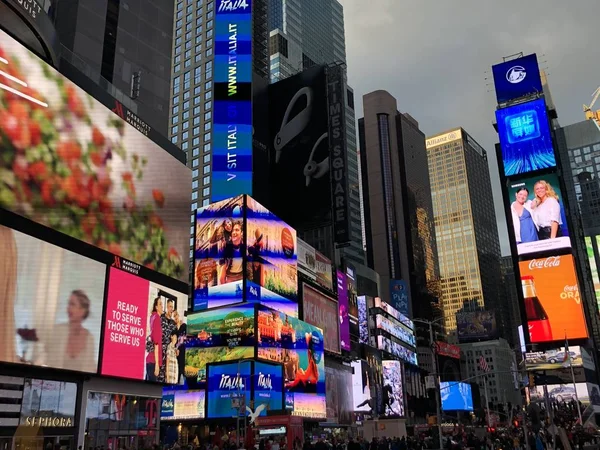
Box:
0, 226, 17, 363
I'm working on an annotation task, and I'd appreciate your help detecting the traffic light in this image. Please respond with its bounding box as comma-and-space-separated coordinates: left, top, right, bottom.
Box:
487, 427, 496, 434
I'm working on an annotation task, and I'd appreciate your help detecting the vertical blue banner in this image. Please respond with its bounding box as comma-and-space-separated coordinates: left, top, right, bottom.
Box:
211, 0, 253, 202
389, 279, 410, 316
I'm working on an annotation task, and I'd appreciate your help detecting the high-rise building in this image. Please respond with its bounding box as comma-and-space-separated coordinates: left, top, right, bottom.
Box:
426, 128, 503, 337
358, 90, 439, 322
500, 256, 523, 350
268, 0, 364, 266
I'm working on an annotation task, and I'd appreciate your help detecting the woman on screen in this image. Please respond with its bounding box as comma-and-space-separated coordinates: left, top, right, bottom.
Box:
531, 180, 562, 240
510, 187, 538, 244
146, 297, 163, 381
285, 333, 319, 389
0, 226, 17, 364
219, 221, 245, 284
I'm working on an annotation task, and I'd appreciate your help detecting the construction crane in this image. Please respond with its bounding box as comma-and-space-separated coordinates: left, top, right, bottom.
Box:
583, 87, 600, 132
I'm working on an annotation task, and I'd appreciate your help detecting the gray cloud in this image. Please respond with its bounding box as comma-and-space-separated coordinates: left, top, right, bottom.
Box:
340, 0, 600, 254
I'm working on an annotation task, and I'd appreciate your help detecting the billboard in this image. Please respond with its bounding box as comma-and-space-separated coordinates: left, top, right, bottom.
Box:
325, 363, 353, 424
161, 390, 205, 421
507, 173, 570, 255
337, 270, 351, 351
440, 382, 473, 411
206, 361, 252, 418
185, 304, 255, 385
351, 360, 372, 413
302, 284, 340, 354
256, 306, 326, 419
456, 311, 498, 343
496, 98, 556, 176
346, 265, 359, 339
254, 361, 285, 415
376, 335, 418, 366
374, 297, 414, 330
100, 266, 188, 383
525, 346, 583, 371
586, 237, 600, 308
0, 29, 190, 281
375, 315, 416, 348
0, 225, 105, 373
389, 280, 410, 316
382, 360, 405, 417
20, 379, 78, 427
529, 383, 591, 405
519, 255, 588, 342
211, 0, 253, 201
358, 295, 369, 344
297, 238, 333, 292
426, 129, 462, 149
492, 54, 543, 104
435, 342, 461, 360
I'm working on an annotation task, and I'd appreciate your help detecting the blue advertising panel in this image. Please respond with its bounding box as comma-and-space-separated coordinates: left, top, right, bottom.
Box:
389, 280, 409, 316
492, 54, 543, 104
212, 0, 253, 201
254, 361, 284, 414
496, 98, 556, 176
206, 361, 252, 418
440, 382, 473, 411
193, 195, 245, 310
256, 305, 326, 419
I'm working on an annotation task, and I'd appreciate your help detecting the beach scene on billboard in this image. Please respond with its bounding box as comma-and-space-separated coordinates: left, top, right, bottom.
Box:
256, 306, 326, 419
496, 98, 556, 176
456, 311, 498, 343
508, 173, 570, 255
525, 346, 583, 371
382, 360, 405, 417
100, 267, 188, 384
185, 305, 255, 386
246, 197, 298, 302
194, 196, 245, 311
161, 389, 205, 421
520, 255, 588, 343
0, 225, 105, 373
0, 30, 190, 281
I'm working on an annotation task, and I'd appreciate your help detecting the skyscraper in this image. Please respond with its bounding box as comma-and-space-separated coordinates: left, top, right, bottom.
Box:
268, 0, 364, 266
426, 128, 503, 337
359, 90, 439, 321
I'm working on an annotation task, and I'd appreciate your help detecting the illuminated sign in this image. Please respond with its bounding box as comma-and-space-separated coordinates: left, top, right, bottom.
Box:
389, 280, 410, 316
212, 0, 253, 201
23, 417, 73, 427
525, 346, 583, 371
375, 315, 416, 348
426, 129, 462, 149
492, 54, 543, 104
377, 335, 418, 366
374, 297, 413, 329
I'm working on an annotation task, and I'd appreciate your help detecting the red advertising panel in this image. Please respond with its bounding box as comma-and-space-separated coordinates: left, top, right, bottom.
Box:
101, 266, 188, 382
435, 342, 461, 360
302, 284, 340, 354
519, 255, 588, 343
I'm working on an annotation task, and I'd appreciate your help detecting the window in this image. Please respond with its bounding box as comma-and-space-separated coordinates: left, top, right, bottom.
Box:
174, 64, 180, 72
204, 111, 212, 121
203, 165, 210, 174
195, 54, 202, 63
172, 95, 179, 104
175, 45, 181, 55
184, 71, 191, 81
193, 126, 200, 136
204, 121, 211, 131
183, 91, 190, 100
205, 48, 213, 57
171, 136, 178, 144
203, 187, 210, 197
206, 29, 213, 39
182, 131, 189, 140
185, 50, 191, 59
207, 10, 213, 20
181, 142, 188, 150
194, 86, 201, 95
175, 37, 182, 46
204, 132, 211, 142
193, 117, 200, 126
206, 38, 213, 48
192, 159, 199, 168
205, 81, 212, 90
182, 110, 190, 120
184, 59, 191, 68
204, 90, 212, 100
172, 105, 179, 115
202, 199, 209, 207
171, 125, 179, 134
193, 147, 200, 157
193, 137, 200, 146
203, 176, 210, 185
192, 180, 199, 189
191, 202, 198, 211
183, 100, 190, 109
207, 21, 213, 30
203, 154, 211, 163
192, 169, 199, 178
204, 143, 211, 152
192, 191, 198, 201
195, 44, 202, 53
172, 116, 179, 125
205, 101, 212, 110
193, 106, 201, 115
182, 121, 189, 130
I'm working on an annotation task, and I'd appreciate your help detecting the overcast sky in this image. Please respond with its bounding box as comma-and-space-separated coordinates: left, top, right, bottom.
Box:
339, 0, 600, 255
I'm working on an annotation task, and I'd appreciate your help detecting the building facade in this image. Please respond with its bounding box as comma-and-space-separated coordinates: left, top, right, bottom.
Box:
500, 256, 522, 350
426, 128, 503, 337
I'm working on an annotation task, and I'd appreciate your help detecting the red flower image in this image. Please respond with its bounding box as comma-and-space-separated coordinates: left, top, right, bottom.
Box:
66, 85, 85, 118
152, 189, 165, 208
92, 126, 106, 147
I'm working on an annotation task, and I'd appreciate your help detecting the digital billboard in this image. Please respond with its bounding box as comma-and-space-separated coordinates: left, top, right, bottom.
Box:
382, 360, 405, 417
519, 255, 588, 342
364, 347, 384, 416
0, 29, 190, 281
194, 195, 245, 311
346, 265, 359, 339
587, 237, 600, 308
440, 382, 473, 411
374, 297, 414, 330
297, 239, 334, 292
185, 304, 255, 385
161, 390, 205, 421
525, 346, 583, 371
256, 306, 326, 419
496, 98, 556, 176
100, 266, 188, 383
529, 383, 591, 405
212, 0, 253, 201
507, 173, 570, 255
358, 295, 369, 344
20, 379, 78, 426
375, 315, 416, 348
254, 361, 285, 415
337, 270, 350, 351
492, 54, 543, 104
302, 284, 340, 354
456, 311, 498, 343
206, 361, 252, 418
389, 280, 410, 316
325, 363, 353, 424
435, 342, 461, 360
377, 336, 418, 366
0, 224, 105, 373
351, 360, 372, 413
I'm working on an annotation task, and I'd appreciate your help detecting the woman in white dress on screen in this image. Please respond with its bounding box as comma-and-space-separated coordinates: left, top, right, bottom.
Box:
530, 180, 562, 240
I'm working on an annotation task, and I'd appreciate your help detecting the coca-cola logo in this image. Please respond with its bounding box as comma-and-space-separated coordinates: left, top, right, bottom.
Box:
561, 284, 580, 304
528, 256, 561, 270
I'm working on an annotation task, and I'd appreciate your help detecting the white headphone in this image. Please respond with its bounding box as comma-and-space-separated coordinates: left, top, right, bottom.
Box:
303, 132, 329, 187
273, 86, 313, 163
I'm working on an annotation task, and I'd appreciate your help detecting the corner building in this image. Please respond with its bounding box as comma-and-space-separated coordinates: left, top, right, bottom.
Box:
426, 128, 503, 337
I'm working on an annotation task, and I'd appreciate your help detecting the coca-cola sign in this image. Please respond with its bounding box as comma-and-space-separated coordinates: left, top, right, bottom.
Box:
528, 256, 561, 270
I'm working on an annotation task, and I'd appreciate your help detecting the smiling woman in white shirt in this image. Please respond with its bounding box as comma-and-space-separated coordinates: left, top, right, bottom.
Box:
530, 180, 562, 240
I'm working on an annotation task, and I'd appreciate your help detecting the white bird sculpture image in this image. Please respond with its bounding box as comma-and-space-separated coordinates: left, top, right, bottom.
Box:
246, 404, 267, 424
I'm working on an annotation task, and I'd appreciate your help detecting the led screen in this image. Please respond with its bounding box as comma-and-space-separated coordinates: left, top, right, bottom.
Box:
389, 280, 410, 316
529, 383, 591, 405
337, 270, 350, 351
507, 173, 570, 255
377, 335, 418, 366
302, 284, 340, 353
185, 304, 255, 385
212, 0, 253, 201
325, 364, 353, 424
358, 295, 369, 344
0, 224, 105, 373
382, 360, 405, 417
351, 360, 372, 413
440, 382, 473, 411
456, 311, 499, 343
374, 297, 413, 330
257, 306, 326, 419
525, 346, 582, 371
520, 255, 588, 343
0, 29, 190, 281
206, 361, 252, 418
20, 379, 78, 426
100, 266, 188, 383
492, 54, 543, 104
254, 361, 285, 415
346, 265, 359, 338
375, 315, 416, 348
496, 98, 556, 176
588, 237, 600, 309
161, 389, 205, 421
297, 239, 334, 292
194, 195, 245, 311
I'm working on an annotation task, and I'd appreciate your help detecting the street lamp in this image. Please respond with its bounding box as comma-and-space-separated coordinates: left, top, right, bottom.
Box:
414, 317, 445, 450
